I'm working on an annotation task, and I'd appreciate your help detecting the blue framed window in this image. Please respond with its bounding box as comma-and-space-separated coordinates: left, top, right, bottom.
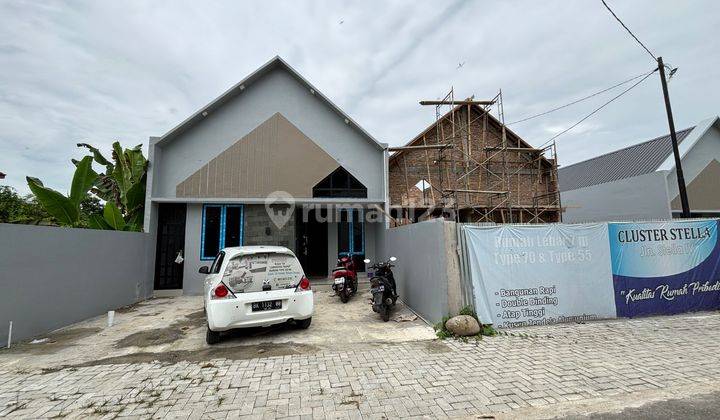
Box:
338, 208, 364, 256
201, 204, 244, 260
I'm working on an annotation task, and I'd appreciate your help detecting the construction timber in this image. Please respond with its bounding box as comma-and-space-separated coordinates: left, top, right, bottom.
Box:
388, 88, 562, 225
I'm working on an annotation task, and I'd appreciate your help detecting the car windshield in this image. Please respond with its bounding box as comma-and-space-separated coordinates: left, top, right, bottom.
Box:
222, 252, 304, 293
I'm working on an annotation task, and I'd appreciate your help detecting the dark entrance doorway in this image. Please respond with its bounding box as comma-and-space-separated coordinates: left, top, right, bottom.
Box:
296, 208, 328, 277
154, 203, 187, 290
338, 208, 365, 272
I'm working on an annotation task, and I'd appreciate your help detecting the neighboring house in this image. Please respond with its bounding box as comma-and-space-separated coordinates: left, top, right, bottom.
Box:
559, 116, 720, 223
144, 56, 388, 295
388, 104, 561, 223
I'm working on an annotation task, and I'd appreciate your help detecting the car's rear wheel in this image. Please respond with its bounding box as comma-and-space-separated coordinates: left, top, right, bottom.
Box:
295, 317, 312, 329
206, 326, 221, 345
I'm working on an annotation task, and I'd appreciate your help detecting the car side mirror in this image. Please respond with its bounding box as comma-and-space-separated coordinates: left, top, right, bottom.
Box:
363, 259, 371, 264
390, 257, 397, 262
199, 266, 210, 274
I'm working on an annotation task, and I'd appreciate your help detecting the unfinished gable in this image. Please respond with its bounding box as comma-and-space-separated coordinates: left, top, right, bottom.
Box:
176, 113, 340, 198
389, 104, 560, 223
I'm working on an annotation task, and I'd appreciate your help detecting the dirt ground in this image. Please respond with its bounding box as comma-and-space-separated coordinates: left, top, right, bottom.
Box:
0, 283, 436, 371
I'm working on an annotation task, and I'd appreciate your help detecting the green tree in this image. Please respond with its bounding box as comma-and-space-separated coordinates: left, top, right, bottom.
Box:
0, 186, 54, 225
0, 186, 24, 222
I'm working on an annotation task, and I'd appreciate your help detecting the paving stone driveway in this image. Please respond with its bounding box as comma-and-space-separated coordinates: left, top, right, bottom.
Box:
2, 311, 720, 418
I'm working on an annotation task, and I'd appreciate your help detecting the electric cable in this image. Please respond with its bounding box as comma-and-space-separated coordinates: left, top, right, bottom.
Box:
538, 68, 657, 147
507, 70, 654, 125
601, 0, 657, 60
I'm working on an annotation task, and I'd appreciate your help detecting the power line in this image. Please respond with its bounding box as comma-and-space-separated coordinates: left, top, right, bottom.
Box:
507, 70, 653, 125
539, 68, 657, 148
601, 0, 656, 60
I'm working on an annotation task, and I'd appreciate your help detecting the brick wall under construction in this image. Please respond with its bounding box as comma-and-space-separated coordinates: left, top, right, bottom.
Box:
389, 104, 561, 223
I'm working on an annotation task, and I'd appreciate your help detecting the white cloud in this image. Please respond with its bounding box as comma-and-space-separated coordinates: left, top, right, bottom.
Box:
1, 0, 719, 194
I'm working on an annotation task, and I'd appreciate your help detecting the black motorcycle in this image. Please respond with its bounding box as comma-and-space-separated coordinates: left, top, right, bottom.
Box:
364, 257, 398, 322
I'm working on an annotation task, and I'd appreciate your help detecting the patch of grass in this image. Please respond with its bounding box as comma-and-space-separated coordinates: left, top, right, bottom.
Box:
433, 315, 453, 339
481, 324, 497, 336
458, 306, 478, 318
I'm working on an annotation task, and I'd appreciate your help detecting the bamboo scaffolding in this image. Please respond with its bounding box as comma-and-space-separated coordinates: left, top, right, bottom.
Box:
402, 87, 562, 224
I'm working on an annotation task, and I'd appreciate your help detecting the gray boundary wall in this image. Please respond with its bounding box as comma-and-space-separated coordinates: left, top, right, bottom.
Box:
0, 223, 154, 346
375, 219, 462, 324
561, 171, 672, 223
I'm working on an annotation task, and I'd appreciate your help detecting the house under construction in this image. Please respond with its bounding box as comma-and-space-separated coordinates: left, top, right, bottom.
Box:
388, 90, 562, 224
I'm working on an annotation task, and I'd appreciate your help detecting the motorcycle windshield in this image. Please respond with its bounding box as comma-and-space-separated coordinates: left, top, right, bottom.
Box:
222, 252, 304, 293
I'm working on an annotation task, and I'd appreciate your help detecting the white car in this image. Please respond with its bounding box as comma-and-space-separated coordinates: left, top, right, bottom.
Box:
200, 246, 314, 344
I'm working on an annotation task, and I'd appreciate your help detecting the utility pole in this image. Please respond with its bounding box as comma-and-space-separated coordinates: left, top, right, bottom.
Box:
657, 56, 691, 218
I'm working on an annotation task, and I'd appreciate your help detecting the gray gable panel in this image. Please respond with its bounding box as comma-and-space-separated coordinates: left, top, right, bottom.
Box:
155, 56, 386, 151
559, 127, 694, 191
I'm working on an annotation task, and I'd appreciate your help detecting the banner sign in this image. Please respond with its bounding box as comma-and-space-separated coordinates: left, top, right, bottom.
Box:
464, 224, 616, 328
609, 220, 720, 317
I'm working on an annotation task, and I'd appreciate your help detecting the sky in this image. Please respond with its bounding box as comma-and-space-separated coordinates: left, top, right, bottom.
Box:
1, 0, 719, 194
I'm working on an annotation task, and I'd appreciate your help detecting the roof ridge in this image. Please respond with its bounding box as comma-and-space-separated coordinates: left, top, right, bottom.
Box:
390, 103, 551, 165
154, 56, 386, 150
560, 126, 695, 171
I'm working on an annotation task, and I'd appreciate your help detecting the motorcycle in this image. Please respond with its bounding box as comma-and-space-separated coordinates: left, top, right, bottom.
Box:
364, 257, 398, 322
331, 254, 358, 303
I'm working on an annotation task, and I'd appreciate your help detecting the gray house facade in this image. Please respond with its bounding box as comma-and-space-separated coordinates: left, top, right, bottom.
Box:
560, 116, 720, 223
144, 57, 389, 295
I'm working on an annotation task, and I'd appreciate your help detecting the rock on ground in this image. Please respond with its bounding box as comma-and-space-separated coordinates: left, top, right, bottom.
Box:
445, 315, 480, 336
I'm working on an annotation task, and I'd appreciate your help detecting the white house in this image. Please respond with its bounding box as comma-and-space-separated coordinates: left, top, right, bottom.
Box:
143, 57, 389, 295
560, 116, 720, 223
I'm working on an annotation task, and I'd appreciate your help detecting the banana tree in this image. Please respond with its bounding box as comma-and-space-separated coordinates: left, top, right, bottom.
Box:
26, 156, 97, 228
27, 142, 148, 231
76, 141, 148, 232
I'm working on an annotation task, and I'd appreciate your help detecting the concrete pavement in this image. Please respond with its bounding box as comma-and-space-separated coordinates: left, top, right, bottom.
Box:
1, 294, 720, 418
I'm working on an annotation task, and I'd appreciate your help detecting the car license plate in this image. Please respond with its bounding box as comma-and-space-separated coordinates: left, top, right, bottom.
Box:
372, 285, 385, 293
334, 277, 345, 284
251, 300, 282, 311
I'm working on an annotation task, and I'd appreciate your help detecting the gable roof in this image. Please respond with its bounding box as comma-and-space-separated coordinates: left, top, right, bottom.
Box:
154, 56, 386, 150
558, 126, 696, 192
389, 103, 553, 166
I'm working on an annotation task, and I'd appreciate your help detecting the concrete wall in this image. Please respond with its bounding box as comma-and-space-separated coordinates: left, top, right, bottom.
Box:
375, 219, 461, 323
0, 224, 153, 347
561, 171, 672, 223
150, 66, 385, 201
244, 205, 296, 249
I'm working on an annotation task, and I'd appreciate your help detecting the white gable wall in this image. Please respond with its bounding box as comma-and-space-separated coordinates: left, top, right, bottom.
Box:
665, 123, 720, 205
150, 66, 385, 201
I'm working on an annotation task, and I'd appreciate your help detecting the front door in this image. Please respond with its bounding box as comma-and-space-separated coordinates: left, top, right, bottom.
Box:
338, 208, 365, 271
296, 208, 328, 277
154, 203, 187, 290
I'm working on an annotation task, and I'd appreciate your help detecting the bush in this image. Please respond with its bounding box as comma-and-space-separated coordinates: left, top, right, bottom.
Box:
434, 305, 497, 340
